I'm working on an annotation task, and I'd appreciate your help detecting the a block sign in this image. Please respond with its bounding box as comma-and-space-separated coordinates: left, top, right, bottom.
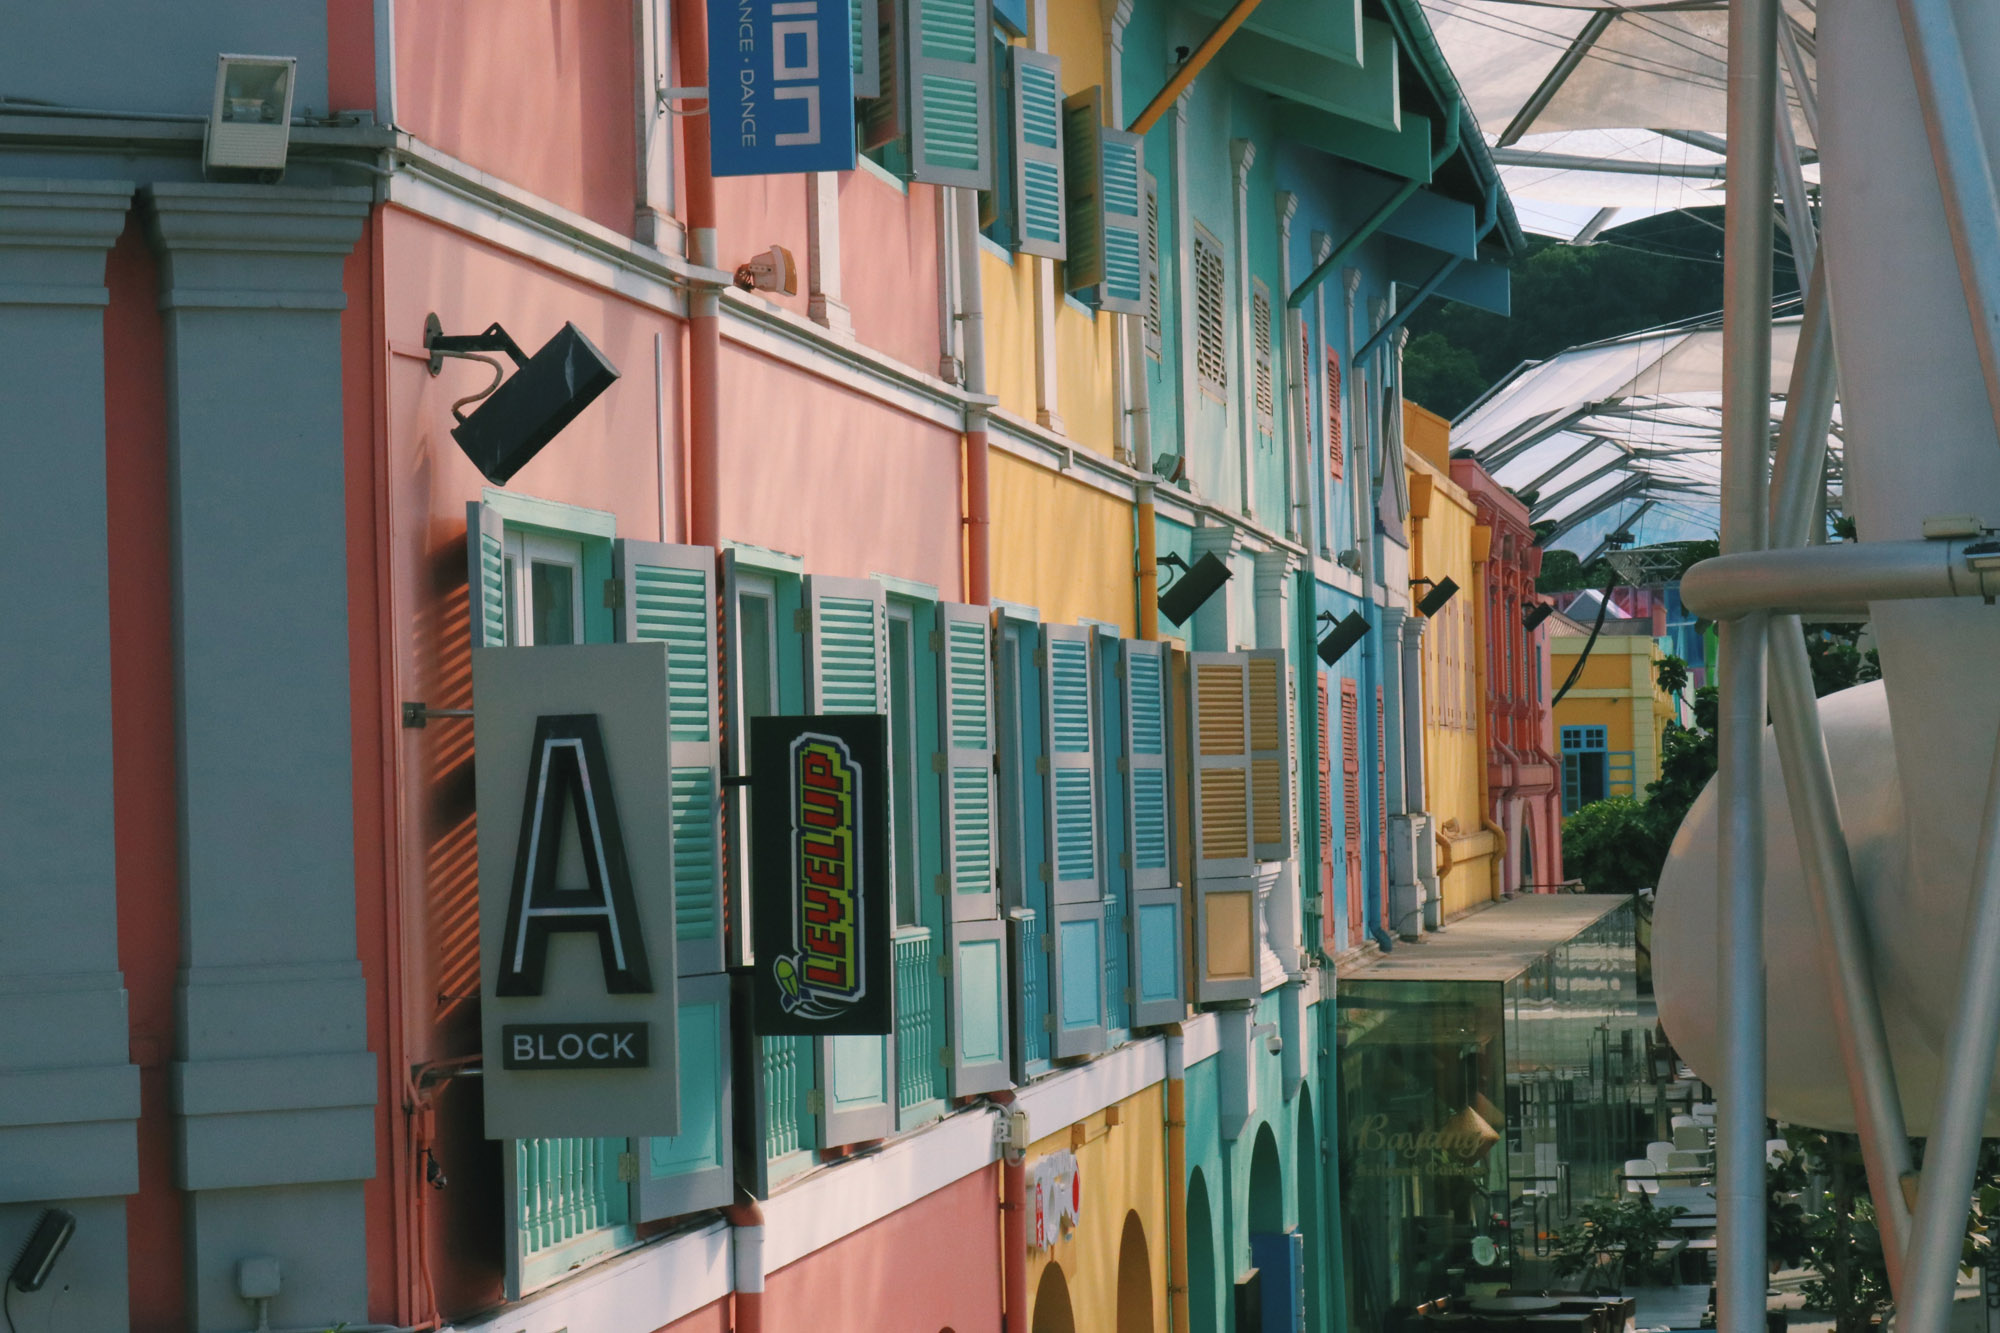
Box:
750, 714, 892, 1035
706, 0, 856, 177
474, 644, 680, 1140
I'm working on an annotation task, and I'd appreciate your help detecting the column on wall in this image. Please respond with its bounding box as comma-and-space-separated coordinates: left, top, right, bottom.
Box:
144, 183, 377, 1329
0, 179, 142, 1331
1228, 138, 1256, 517
806, 173, 854, 337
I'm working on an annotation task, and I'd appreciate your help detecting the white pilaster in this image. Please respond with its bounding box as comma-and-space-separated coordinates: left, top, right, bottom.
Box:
807, 172, 854, 338
1229, 138, 1256, 517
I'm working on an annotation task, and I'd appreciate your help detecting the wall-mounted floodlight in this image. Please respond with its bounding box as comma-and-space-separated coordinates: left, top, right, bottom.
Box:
1157, 552, 1231, 627
1316, 611, 1369, 667
1523, 602, 1554, 632
425, 315, 620, 486
206, 55, 296, 171
8, 1208, 75, 1294
1414, 576, 1460, 618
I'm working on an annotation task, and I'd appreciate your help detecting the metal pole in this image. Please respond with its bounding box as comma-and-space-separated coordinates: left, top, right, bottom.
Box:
1899, 741, 2000, 1333
1774, 85, 1817, 280
1716, 0, 1777, 1325
1894, 0, 2000, 446
1769, 260, 1836, 547
1767, 622, 1913, 1293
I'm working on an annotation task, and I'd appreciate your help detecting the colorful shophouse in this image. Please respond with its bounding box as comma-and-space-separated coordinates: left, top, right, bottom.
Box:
0, 1, 1518, 1331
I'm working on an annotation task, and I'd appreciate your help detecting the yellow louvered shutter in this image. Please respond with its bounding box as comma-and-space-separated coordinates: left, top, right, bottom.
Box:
1188, 652, 1258, 1003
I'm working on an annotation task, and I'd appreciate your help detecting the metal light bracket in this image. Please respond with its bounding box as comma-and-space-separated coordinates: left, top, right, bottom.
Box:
402, 701, 474, 729
424, 313, 527, 377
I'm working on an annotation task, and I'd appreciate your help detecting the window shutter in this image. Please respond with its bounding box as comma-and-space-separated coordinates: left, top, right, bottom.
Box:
1091, 627, 1130, 1037
1194, 231, 1228, 395
1246, 649, 1293, 862
636, 972, 733, 1220
860, 0, 905, 150
1341, 677, 1363, 945
467, 501, 507, 649
1010, 47, 1066, 260
1041, 623, 1106, 1057
994, 611, 1050, 1075
1326, 349, 1344, 481
1252, 283, 1275, 434
935, 602, 1011, 1096
1143, 172, 1163, 356
1376, 683, 1388, 934
1060, 87, 1145, 314
1124, 639, 1183, 1026
906, 0, 992, 189
1189, 652, 1259, 1004
614, 539, 725, 977
804, 575, 895, 1147
852, 0, 882, 99
1317, 670, 1335, 953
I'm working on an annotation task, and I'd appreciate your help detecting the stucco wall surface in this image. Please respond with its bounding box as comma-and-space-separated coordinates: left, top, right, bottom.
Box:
1024, 1084, 1170, 1333
990, 453, 1137, 632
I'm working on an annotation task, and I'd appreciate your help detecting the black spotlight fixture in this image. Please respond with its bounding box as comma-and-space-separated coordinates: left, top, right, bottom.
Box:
425, 314, 621, 486
1413, 576, 1460, 618
8, 1207, 75, 1294
1157, 552, 1232, 627
1522, 602, 1554, 632
1316, 611, 1369, 666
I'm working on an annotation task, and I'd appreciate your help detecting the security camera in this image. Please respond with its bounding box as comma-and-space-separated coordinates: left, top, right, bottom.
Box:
734, 245, 798, 296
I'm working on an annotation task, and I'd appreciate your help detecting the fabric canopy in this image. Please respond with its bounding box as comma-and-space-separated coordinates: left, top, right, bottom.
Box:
1420, 0, 1819, 239
1454, 308, 1839, 555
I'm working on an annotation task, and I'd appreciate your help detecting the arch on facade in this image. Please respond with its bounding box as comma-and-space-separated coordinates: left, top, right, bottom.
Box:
1187, 1168, 1218, 1333
1032, 1261, 1076, 1333
1248, 1121, 1284, 1237
1116, 1209, 1153, 1333
1298, 1087, 1325, 1331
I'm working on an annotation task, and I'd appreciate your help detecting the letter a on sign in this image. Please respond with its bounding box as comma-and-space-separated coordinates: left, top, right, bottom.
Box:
496, 714, 653, 996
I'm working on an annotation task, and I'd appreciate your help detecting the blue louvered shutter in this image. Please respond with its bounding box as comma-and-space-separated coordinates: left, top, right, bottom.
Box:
906, 0, 992, 189
1090, 625, 1131, 1037
1041, 623, 1106, 1058
635, 971, 733, 1220
1010, 47, 1065, 260
1190, 652, 1260, 1004
853, 0, 882, 98
467, 501, 507, 649
805, 575, 896, 1147
615, 539, 725, 977
1123, 639, 1184, 1026
935, 603, 1010, 1095
1060, 87, 1147, 315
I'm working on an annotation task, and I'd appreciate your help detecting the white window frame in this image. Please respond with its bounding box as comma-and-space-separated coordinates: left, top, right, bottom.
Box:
504, 529, 586, 647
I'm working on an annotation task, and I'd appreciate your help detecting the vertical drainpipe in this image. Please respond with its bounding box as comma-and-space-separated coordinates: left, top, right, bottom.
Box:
956, 189, 992, 605
680, 0, 722, 548
1164, 1026, 1191, 1333
723, 1196, 765, 1333
1137, 483, 1159, 640
991, 1089, 1028, 1331
1471, 525, 1507, 900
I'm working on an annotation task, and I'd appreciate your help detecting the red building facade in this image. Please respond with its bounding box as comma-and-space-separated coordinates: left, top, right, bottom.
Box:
1454, 460, 1565, 894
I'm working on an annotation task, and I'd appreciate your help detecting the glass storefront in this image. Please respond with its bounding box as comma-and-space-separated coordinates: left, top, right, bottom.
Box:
1339, 897, 1647, 1328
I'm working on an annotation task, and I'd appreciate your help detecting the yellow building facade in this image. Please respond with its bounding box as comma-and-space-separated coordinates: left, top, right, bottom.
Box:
1406, 407, 1498, 918
1022, 1083, 1172, 1333
1549, 621, 1676, 809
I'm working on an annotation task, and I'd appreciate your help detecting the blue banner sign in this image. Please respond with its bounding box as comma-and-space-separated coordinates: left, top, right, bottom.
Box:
708, 0, 857, 177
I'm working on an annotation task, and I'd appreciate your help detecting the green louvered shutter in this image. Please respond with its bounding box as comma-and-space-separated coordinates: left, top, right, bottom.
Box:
467, 501, 507, 648
1042, 623, 1106, 1058
1091, 625, 1130, 1037
860, 0, 905, 150
935, 603, 1010, 1095
906, 0, 992, 189
853, 0, 882, 98
805, 575, 896, 1147
1123, 639, 1184, 1026
1190, 652, 1260, 1004
615, 539, 724, 977
636, 972, 732, 1219
1060, 87, 1146, 315
1011, 47, 1065, 260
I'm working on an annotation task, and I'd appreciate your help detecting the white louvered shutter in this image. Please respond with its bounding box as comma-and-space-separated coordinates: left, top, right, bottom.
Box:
1040, 623, 1107, 1057
906, 0, 992, 189
936, 603, 1010, 1095
1123, 639, 1183, 1026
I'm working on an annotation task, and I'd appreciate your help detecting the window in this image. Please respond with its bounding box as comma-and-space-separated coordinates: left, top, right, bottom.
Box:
503, 530, 583, 647
1326, 349, 1344, 480
1252, 281, 1275, 434
888, 605, 921, 928
1560, 725, 1609, 813
1193, 227, 1227, 399
1143, 172, 1162, 357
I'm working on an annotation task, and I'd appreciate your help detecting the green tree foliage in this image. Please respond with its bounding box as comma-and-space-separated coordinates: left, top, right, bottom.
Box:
1553, 1194, 1690, 1289
1561, 797, 1661, 894
1401, 212, 1801, 420
1655, 654, 1691, 697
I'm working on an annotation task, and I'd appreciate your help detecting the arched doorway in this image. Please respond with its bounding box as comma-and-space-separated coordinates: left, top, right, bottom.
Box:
1298, 1089, 1324, 1332
1116, 1210, 1153, 1333
1032, 1262, 1076, 1333
1247, 1124, 1288, 1331
1187, 1168, 1217, 1333
1249, 1122, 1284, 1234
